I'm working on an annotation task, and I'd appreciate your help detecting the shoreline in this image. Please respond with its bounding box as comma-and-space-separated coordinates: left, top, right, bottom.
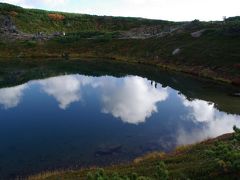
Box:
28, 132, 239, 180
0, 55, 239, 87
1, 3, 240, 180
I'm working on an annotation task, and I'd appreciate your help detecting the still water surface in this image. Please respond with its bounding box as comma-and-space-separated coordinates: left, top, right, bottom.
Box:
0, 74, 239, 178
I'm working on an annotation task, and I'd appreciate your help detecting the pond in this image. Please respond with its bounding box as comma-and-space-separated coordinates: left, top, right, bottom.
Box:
0, 60, 239, 178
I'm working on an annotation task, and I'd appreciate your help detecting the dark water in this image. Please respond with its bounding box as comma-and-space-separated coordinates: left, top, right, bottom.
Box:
0, 66, 240, 178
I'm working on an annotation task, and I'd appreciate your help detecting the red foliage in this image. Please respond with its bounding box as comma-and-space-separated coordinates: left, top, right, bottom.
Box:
48, 13, 65, 21
9, 11, 18, 17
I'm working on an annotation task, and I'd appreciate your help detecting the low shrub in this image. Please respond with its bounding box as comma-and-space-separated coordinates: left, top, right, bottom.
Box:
155, 161, 169, 180
86, 161, 168, 180
210, 126, 240, 173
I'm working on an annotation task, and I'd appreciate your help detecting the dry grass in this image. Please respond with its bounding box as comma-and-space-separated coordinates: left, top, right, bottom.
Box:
173, 144, 194, 155
28, 170, 66, 180
133, 151, 166, 164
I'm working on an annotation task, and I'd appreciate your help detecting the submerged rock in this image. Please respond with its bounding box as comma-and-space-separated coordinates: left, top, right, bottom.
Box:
95, 144, 122, 156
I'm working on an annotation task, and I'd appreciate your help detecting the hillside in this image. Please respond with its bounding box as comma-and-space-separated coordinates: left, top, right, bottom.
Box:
0, 3, 240, 86
0, 3, 174, 34
29, 127, 240, 179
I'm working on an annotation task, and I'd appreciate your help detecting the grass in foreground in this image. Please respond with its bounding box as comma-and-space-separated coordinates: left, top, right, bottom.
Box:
29, 126, 240, 180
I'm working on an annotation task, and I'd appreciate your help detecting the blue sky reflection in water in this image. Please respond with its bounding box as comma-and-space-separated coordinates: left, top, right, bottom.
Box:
0, 74, 240, 177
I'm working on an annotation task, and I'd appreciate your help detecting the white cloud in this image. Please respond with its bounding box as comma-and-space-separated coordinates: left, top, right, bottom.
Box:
114, 0, 240, 21
39, 75, 82, 109
0, 0, 33, 8
0, 0, 68, 9
0, 84, 27, 109
1, 0, 22, 4
1, 0, 239, 21
41, 0, 68, 8
177, 96, 240, 145
101, 76, 169, 124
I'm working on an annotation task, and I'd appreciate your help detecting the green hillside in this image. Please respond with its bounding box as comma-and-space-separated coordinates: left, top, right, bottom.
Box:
0, 3, 240, 86
0, 2, 173, 33
0, 3, 240, 179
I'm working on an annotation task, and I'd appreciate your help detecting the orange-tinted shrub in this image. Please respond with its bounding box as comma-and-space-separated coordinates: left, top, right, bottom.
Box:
133, 151, 166, 164
48, 13, 65, 21
9, 11, 18, 17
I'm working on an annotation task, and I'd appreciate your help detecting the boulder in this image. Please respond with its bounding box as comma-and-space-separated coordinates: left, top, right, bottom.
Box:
95, 144, 122, 156
191, 29, 206, 38
172, 48, 181, 55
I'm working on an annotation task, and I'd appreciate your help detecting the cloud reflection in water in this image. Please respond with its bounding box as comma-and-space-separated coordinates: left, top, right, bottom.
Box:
0, 75, 169, 124
39, 75, 90, 109
101, 76, 169, 124
177, 96, 240, 145
0, 74, 239, 143
0, 85, 27, 109
38, 75, 169, 124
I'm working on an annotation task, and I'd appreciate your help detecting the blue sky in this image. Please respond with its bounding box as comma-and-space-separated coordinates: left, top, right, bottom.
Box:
1, 0, 240, 21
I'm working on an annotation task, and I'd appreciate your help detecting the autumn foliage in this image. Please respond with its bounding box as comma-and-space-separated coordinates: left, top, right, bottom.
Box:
48, 13, 65, 21
9, 11, 18, 17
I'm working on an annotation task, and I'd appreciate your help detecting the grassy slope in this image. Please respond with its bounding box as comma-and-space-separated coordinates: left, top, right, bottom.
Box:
0, 3, 240, 85
0, 3, 172, 33
1, 32, 240, 84
29, 128, 240, 180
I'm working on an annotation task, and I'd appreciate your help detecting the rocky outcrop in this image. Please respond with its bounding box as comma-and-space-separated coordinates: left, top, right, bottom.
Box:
0, 15, 64, 41
0, 15, 18, 33
0, 14, 33, 40
121, 25, 183, 39
172, 48, 181, 55
191, 29, 206, 38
